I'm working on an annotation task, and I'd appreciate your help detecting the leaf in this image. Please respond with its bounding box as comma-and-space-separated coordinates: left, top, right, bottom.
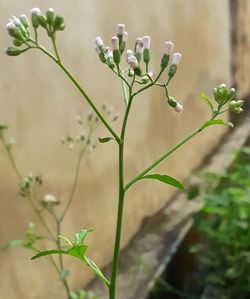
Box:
98, 137, 113, 143
79, 290, 87, 299
74, 229, 93, 245
200, 93, 214, 112
31, 230, 110, 287
141, 174, 184, 190
70, 292, 78, 299
201, 119, 234, 130
58, 235, 73, 246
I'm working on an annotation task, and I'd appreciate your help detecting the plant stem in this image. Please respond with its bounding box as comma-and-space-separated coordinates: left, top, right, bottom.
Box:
35, 45, 120, 144
59, 129, 92, 222
109, 88, 134, 299
109, 142, 125, 299
125, 126, 205, 191
56, 218, 71, 298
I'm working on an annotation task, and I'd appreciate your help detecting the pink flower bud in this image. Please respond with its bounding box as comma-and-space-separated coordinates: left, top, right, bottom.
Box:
117, 24, 125, 35
111, 36, 119, 50
172, 52, 182, 65
127, 55, 138, 69
143, 36, 151, 49
164, 41, 174, 55
126, 49, 133, 60
94, 36, 104, 47
104, 47, 113, 59
174, 102, 183, 113
136, 38, 144, 54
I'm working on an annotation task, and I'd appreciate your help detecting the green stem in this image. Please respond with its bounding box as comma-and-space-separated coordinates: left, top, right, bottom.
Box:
125, 124, 207, 191
56, 218, 71, 299
35, 45, 120, 143
109, 87, 134, 299
109, 142, 125, 299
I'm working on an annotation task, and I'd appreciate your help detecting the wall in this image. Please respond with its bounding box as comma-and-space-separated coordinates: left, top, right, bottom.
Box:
0, 1, 231, 298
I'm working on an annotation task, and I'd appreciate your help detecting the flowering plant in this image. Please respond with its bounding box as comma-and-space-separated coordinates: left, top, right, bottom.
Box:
2, 7, 244, 299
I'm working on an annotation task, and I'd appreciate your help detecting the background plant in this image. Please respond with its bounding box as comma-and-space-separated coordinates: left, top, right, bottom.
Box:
3, 7, 244, 299
189, 147, 250, 299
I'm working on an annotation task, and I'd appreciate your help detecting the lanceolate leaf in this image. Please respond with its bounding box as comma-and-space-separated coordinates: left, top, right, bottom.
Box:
141, 174, 184, 190
31, 230, 110, 287
98, 137, 113, 143
201, 119, 234, 130
200, 93, 214, 112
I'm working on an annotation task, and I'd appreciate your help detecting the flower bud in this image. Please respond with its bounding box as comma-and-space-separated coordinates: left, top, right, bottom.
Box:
6, 22, 24, 40
127, 55, 138, 69
6, 46, 22, 56
111, 36, 119, 50
31, 8, 41, 28
229, 100, 244, 113
164, 41, 174, 55
142, 37, 151, 64
117, 24, 125, 36
13, 39, 23, 47
143, 36, 151, 49
9, 16, 27, 36
53, 15, 65, 31
135, 38, 144, 62
95, 36, 104, 48
126, 49, 133, 60
46, 8, 55, 26
37, 14, 47, 28
174, 102, 184, 113
105, 47, 115, 69
172, 52, 182, 65
20, 14, 29, 28
141, 71, 155, 83
43, 194, 58, 204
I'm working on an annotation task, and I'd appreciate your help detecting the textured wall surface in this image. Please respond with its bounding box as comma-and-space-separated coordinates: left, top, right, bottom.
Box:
0, 1, 231, 298
232, 0, 250, 99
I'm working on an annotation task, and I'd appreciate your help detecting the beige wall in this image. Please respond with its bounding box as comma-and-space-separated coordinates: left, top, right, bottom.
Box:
0, 1, 231, 298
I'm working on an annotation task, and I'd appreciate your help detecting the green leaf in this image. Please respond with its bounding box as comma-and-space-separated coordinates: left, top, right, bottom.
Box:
70, 292, 78, 299
200, 93, 214, 112
201, 119, 234, 130
141, 174, 184, 190
31, 230, 110, 288
74, 229, 93, 245
98, 137, 113, 143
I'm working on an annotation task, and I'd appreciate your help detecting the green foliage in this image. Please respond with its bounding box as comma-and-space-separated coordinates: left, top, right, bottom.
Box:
201, 119, 234, 130
32, 229, 110, 287
140, 174, 184, 190
191, 147, 250, 298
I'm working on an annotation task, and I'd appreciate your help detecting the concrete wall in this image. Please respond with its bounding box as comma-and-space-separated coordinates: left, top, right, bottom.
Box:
0, 1, 231, 298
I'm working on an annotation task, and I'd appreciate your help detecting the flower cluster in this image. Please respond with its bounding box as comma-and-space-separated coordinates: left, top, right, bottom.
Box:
6, 8, 65, 56
94, 24, 183, 112
213, 83, 243, 113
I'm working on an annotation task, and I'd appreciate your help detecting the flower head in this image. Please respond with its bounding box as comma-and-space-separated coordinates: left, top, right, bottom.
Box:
127, 55, 138, 69
174, 102, 183, 113
172, 52, 182, 65
123, 31, 128, 42
117, 23, 125, 35
164, 41, 174, 55
143, 36, 151, 49
94, 36, 104, 48
43, 194, 57, 204
111, 36, 119, 50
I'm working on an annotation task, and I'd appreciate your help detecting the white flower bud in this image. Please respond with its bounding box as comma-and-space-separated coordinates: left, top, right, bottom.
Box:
172, 52, 182, 65
94, 36, 104, 47
9, 16, 21, 27
148, 71, 155, 78
143, 36, 151, 49
31, 8, 41, 15
164, 41, 174, 55
126, 49, 133, 59
136, 38, 144, 54
123, 31, 128, 41
174, 102, 183, 113
127, 55, 139, 69
230, 87, 235, 93
117, 24, 125, 35
43, 194, 57, 204
105, 47, 113, 59
6, 22, 15, 30
219, 83, 226, 88
111, 36, 119, 50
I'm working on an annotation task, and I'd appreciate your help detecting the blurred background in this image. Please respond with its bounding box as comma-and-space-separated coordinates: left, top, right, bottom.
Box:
0, 1, 249, 299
